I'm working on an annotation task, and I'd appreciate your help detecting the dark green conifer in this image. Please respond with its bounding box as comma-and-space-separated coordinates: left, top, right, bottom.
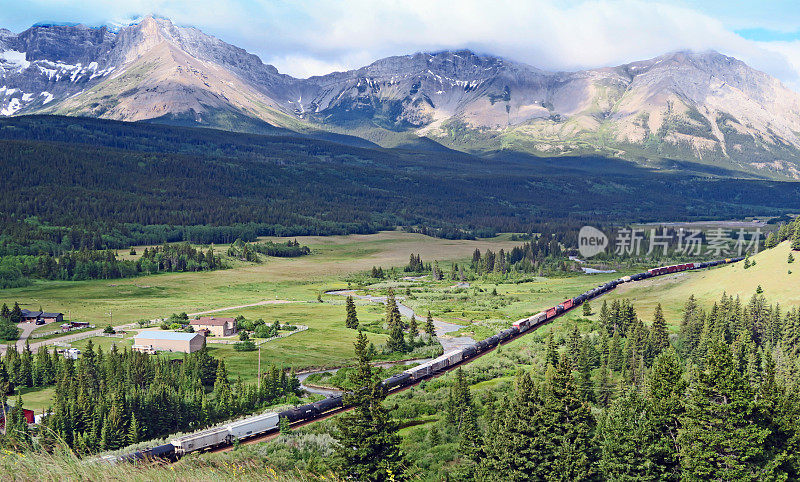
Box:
651, 303, 670, 356
333, 332, 408, 481
678, 342, 773, 479
425, 311, 436, 337
345, 295, 359, 329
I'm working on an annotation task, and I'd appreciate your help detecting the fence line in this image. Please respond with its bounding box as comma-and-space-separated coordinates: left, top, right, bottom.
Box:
31, 325, 96, 340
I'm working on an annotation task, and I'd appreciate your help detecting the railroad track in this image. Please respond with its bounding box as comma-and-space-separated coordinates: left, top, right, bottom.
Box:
107, 258, 742, 464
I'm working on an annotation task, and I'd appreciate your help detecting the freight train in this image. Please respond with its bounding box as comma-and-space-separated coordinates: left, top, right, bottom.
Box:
104, 257, 742, 463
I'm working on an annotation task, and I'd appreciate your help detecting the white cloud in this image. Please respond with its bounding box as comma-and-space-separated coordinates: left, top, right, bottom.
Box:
3, 0, 800, 90
265, 55, 351, 79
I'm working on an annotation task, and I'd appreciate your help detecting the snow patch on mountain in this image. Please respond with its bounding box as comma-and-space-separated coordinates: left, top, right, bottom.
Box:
0, 50, 30, 70
1, 97, 21, 115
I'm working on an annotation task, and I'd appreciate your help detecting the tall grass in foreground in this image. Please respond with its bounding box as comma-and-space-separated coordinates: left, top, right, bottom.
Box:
0, 446, 329, 481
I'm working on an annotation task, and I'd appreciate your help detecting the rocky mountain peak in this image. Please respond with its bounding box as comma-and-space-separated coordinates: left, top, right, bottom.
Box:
13, 23, 114, 64
0, 17, 798, 178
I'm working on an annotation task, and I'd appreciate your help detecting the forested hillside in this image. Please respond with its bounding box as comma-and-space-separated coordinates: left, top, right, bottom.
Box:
2, 116, 799, 252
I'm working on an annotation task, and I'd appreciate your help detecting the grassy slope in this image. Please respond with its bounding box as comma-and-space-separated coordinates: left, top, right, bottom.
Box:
606, 241, 799, 327
0, 448, 314, 481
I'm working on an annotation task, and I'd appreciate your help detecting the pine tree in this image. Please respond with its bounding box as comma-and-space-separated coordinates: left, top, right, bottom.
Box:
386, 319, 407, 353
651, 303, 670, 356
345, 295, 359, 329
8, 393, 31, 448
279, 415, 291, 434
568, 326, 581, 365
20, 344, 33, 388
596, 362, 614, 407
792, 224, 800, 251
577, 337, 595, 402
425, 311, 436, 337
385, 289, 401, 328
0, 303, 9, 320
546, 330, 559, 368
432, 260, 443, 281
679, 342, 773, 480
648, 349, 686, 480
0, 362, 12, 395
127, 414, 140, 445
600, 300, 611, 334
598, 389, 660, 480
609, 328, 623, 371
583, 301, 592, 317
480, 370, 546, 481
546, 356, 597, 480
408, 315, 418, 335
214, 360, 233, 416
334, 332, 408, 481
10, 302, 22, 323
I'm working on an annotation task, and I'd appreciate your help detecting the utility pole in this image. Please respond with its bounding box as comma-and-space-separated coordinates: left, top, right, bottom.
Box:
258, 347, 261, 393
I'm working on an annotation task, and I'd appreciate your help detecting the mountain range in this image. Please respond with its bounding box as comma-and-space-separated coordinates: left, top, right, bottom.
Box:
2, 15, 800, 179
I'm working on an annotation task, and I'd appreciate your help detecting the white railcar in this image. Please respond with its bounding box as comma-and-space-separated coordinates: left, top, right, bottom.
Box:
171, 426, 229, 454
529, 312, 547, 325
226, 412, 280, 440
406, 359, 437, 380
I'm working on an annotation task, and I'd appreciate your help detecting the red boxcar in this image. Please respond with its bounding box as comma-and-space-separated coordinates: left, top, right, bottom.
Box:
546, 307, 557, 318
562, 299, 574, 310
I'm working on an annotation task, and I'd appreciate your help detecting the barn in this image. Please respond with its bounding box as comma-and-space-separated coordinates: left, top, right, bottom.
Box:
133, 331, 205, 353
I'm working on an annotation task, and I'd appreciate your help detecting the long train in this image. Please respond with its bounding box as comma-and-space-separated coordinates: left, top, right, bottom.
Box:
104, 257, 743, 463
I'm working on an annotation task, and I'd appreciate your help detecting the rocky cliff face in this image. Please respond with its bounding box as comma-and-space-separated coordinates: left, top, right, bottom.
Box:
2, 16, 799, 178
0, 17, 296, 126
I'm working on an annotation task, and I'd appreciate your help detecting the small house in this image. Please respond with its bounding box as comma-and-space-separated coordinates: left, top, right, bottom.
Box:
189, 317, 237, 337
20, 309, 63, 325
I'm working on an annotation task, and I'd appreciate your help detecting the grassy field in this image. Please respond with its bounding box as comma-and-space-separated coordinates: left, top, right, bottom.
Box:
51, 298, 390, 382
0, 231, 520, 325
18, 386, 56, 413
604, 241, 799, 327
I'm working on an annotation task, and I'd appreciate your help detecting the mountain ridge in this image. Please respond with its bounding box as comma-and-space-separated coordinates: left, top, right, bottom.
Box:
2, 15, 800, 179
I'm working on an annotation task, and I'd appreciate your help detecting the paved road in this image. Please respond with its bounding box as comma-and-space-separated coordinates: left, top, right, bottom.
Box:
2, 300, 295, 354
15, 322, 39, 346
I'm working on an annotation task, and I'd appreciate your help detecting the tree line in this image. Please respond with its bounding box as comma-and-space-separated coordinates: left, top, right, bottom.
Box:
3, 115, 799, 272
0, 242, 223, 287
413, 289, 800, 481
226, 239, 310, 262
0, 341, 301, 453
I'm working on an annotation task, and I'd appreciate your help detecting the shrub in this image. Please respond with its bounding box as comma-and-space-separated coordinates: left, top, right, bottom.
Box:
0, 322, 20, 341
234, 341, 256, 351
103, 325, 115, 334
255, 324, 275, 338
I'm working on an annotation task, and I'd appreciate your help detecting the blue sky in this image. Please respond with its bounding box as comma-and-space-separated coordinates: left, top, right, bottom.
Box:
2, 0, 800, 89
